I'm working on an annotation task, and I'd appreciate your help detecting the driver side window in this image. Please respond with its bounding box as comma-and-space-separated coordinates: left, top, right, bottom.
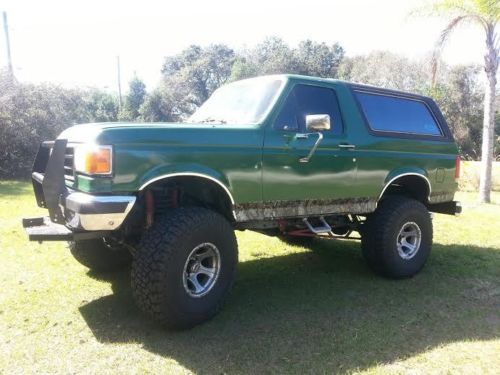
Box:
274, 84, 343, 135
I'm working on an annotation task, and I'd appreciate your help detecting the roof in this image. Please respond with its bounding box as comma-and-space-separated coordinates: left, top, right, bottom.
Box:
272, 74, 432, 101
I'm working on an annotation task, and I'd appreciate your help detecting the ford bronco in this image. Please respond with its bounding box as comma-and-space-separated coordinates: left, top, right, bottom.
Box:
23, 75, 461, 329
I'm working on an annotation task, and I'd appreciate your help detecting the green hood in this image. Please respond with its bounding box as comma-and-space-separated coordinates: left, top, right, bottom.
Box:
58, 122, 258, 145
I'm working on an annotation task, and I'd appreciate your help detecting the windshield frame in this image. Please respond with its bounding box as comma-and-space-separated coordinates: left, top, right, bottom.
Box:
188, 75, 288, 126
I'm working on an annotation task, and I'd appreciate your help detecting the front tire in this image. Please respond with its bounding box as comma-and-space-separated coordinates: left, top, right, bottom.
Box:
69, 238, 132, 272
131, 207, 238, 329
361, 196, 433, 279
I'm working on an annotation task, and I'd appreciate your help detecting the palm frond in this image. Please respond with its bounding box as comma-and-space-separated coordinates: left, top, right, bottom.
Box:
431, 0, 474, 16
431, 15, 470, 86
475, 0, 500, 23
422, 0, 492, 23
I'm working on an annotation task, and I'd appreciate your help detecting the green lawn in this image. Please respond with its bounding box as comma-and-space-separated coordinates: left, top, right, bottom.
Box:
1, 181, 499, 374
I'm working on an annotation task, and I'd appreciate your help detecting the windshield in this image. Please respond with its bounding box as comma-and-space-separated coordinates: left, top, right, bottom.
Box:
188, 77, 284, 125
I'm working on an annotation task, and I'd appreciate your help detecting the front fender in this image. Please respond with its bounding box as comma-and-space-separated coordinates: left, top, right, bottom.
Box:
138, 163, 233, 198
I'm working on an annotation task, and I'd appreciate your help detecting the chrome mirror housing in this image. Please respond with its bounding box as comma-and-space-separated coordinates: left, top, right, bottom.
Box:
305, 114, 331, 132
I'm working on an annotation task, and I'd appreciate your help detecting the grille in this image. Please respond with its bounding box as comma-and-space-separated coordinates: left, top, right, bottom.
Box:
64, 146, 75, 180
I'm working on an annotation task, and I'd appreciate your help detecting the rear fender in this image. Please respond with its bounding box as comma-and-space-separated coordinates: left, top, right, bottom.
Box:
378, 168, 431, 203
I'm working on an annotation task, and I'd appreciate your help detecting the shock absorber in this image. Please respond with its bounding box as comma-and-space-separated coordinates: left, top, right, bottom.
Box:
145, 189, 154, 229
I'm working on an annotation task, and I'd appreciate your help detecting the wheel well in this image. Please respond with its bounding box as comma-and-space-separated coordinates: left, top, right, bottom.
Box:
140, 176, 234, 222
380, 174, 430, 203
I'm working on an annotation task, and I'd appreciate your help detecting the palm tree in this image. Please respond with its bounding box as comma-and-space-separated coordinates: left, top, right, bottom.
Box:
428, 0, 499, 203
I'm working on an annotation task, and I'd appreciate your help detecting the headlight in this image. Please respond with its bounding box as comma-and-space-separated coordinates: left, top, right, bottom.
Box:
74, 145, 113, 175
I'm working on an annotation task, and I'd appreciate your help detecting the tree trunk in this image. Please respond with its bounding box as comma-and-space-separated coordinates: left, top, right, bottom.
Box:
479, 27, 498, 204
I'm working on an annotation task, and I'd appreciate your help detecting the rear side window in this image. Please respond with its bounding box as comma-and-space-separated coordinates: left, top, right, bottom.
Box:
355, 91, 442, 136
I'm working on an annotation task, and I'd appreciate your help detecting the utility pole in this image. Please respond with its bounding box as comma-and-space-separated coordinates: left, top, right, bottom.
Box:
2, 11, 14, 78
116, 55, 122, 108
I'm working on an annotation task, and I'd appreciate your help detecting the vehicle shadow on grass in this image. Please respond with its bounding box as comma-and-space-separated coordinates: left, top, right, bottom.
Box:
80, 240, 500, 373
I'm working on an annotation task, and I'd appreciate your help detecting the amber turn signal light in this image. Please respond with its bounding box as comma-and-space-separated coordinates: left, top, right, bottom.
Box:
74, 145, 112, 175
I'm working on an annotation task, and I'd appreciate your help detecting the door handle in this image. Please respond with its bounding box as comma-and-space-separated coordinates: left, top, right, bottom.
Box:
338, 143, 356, 150
295, 133, 309, 140
299, 132, 323, 163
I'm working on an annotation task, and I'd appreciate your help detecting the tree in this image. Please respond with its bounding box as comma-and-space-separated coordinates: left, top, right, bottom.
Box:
139, 44, 237, 121
230, 37, 345, 81
338, 51, 429, 91
228, 57, 259, 81
0, 72, 119, 178
83, 89, 119, 122
119, 76, 146, 121
229, 37, 298, 81
140, 79, 188, 122
426, 0, 499, 203
435, 65, 484, 159
161, 44, 235, 106
151, 38, 346, 120
295, 40, 345, 77
250, 36, 300, 75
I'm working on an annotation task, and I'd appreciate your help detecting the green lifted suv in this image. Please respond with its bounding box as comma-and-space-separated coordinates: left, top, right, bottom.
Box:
23, 74, 461, 329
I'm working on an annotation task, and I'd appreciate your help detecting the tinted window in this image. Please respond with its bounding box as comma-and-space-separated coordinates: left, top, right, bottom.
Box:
355, 91, 442, 136
274, 85, 343, 134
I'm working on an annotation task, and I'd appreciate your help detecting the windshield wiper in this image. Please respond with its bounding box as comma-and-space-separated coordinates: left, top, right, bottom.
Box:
196, 117, 227, 124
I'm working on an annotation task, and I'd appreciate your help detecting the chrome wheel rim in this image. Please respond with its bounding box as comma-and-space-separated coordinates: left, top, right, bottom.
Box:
396, 222, 422, 260
182, 243, 221, 298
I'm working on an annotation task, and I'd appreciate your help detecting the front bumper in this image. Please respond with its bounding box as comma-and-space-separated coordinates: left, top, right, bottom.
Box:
64, 192, 136, 231
23, 139, 136, 241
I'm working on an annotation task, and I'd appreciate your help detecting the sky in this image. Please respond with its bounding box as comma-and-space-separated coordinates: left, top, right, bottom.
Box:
0, 0, 484, 92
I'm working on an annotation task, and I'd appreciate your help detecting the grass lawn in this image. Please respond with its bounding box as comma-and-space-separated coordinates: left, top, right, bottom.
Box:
1, 181, 499, 374
459, 161, 500, 192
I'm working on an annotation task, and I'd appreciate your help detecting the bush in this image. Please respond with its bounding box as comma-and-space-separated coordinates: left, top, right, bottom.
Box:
459, 161, 500, 192
0, 74, 118, 178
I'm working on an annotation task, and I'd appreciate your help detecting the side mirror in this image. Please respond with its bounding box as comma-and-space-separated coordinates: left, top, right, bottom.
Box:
306, 114, 331, 132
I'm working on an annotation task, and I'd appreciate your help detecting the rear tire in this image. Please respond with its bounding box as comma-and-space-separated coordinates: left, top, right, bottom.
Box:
361, 196, 432, 279
131, 207, 238, 329
69, 238, 132, 272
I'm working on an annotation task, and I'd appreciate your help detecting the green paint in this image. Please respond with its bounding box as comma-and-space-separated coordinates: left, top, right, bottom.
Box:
59, 75, 458, 207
